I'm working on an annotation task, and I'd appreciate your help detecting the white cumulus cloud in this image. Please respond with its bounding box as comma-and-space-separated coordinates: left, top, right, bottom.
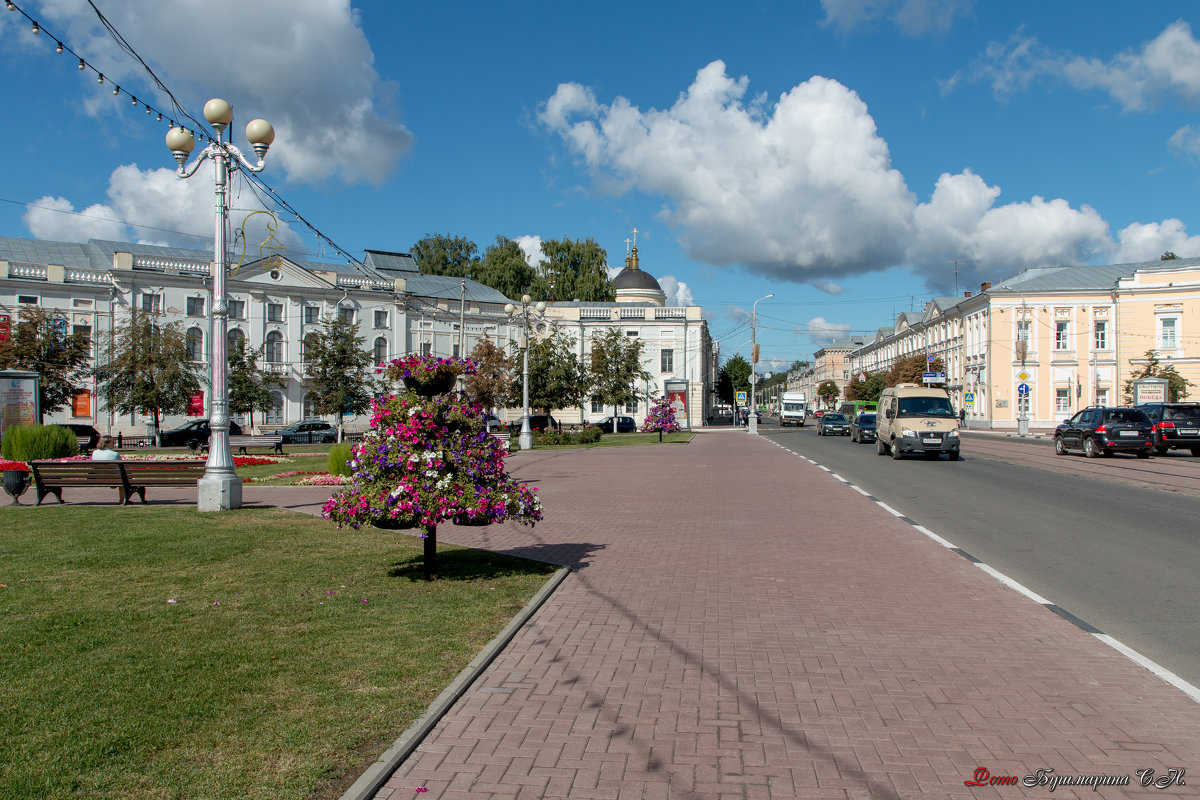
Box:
23, 0, 411, 248
515, 235, 547, 269
541, 60, 1125, 291
800, 317, 853, 345
658, 275, 694, 307
1113, 220, 1200, 262
820, 0, 975, 36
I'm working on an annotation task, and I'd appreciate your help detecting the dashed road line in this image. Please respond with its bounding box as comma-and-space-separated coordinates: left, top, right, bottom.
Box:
763, 435, 1200, 705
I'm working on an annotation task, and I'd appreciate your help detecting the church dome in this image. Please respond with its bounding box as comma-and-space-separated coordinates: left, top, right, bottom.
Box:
613, 244, 667, 306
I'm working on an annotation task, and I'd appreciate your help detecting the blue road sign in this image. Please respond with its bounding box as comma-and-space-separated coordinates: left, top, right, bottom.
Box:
736, 391, 748, 405
1017, 383, 1030, 396
964, 391, 975, 404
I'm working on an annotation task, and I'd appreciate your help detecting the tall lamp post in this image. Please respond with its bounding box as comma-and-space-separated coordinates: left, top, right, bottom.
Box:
166, 99, 275, 511
749, 293, 774, 434
504, 294, 546, 451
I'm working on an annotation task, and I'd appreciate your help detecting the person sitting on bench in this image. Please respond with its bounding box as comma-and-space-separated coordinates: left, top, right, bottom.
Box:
91, 436, 121, 461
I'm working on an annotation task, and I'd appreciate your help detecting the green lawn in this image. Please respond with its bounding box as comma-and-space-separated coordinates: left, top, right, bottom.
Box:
0, 505, 557, 800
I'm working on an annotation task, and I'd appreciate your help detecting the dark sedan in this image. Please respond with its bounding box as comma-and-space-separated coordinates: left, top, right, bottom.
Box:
849, 412, 877, 444
158, 419, 242, 449
590, 415, 637, 433
817, 412, 850, 436
507, 414, 558, 434
1054, 406, 1153, 458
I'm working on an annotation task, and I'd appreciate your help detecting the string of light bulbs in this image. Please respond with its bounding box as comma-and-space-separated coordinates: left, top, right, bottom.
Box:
3, 0, 378, 278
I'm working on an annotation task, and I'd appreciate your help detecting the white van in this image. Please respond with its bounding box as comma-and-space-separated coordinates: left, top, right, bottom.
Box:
876, 383, 960, 460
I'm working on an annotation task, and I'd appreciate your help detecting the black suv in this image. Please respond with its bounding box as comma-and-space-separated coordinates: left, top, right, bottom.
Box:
1138, 402, 1200, 456
507, 415, 558, 434
1054, 406, 1153, 459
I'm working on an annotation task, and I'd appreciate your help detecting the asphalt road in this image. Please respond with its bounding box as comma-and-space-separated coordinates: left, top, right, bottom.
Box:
760, 421, 1200, 688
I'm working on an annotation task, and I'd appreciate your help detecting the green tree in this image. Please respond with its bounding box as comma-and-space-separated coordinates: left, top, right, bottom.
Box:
464, 335, 514, 413
531, 237, 615, 303
1161, 251, 1179, 260
93, 311, 203, 434
845, 372, 886, 404
885, 352, 944, 386
474, 236, 537, 299
227, 339, 283, 430
411, 233, 481, 277
588, 328, 652, 432
0, 305, 93, 418
303, 317, 377, 442
1124, 349, 1194, 402
816, 379, 841, 408
721, 355, 752, 397
513, 328, 588, 414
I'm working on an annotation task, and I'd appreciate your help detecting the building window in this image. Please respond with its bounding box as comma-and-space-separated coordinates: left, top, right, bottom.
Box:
302, 393, 317, 419
374, 309, 388, 328
1054, 321, 1069, 351
265, 391, 284, 425
1055, 388, 1071, 415
624, 395, 638, 413
73, 324, 92, 351
661, 348, 674, 373
17, 294, 38, 305
186, 327, 204, 362
1096, 388, 1109, 406
228, 299, 245, 320
227, 328, 246, 354
420, 341, 432, 356
141, 293, 161, 314
1016, 319, 1030, 341
301, 332, 319, 364
266, 302, 283, 322
452, 343, 460, 357
304, 306, 320, 325
591, 397, 604, 414
186, 296, 205, 317
373, 337, 387, 365
1017, 396, 1030, 416
73, 298, 93, 308
1159, 317, 1178, 350
1093, 320, 1107, 350
266, 331, 284, 363
338, 306, 355, 324
626, 330, 638, 337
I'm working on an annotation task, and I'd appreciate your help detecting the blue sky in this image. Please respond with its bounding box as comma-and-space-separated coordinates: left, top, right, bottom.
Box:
3, 1, 1200, 373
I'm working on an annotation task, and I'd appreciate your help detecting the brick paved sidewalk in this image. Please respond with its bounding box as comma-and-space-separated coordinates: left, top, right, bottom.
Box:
371, 433, 1199, 800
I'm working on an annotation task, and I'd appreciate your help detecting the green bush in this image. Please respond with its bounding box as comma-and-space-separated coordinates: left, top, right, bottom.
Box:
1, 423, 77, 462
535, 429, 562, 446
328, 443, 355, 477
574, 426, 602, 444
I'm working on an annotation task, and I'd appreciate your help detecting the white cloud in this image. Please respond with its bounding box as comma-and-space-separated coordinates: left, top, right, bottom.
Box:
34, 0, 412, 188
24, 165, 302, 252
800, 317, 853, 345
1113, 219, 1200, 263
541, 60, 1123, 291
812, 280, 844, 295
1168, 125, 1200, 163
514, 235, 546, 269
658, 275, 694, 306
953, 21, 1200, 111
820, 0, 974, 36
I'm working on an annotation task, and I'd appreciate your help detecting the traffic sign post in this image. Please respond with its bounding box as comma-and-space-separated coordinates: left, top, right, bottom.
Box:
964, 392, 975, 405
1017, 383, 1030, 396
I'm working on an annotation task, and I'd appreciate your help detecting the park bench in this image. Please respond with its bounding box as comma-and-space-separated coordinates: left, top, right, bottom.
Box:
29, 460, 206, 505
29, 460, 133, 505
491, 431, 512, 451
226, 434, 284, 455
120, 461, 207, 503
75, 436, 93, 454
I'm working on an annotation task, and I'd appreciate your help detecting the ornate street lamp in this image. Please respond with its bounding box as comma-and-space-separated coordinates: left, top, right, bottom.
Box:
166, 99, 275, 511
504, 294, 547, 451
749, 293, 774, 434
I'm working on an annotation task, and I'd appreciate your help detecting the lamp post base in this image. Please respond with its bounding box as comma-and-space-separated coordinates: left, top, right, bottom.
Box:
198, 472, 243, 512
749, 417, 759, 434
519, 430, 533, 451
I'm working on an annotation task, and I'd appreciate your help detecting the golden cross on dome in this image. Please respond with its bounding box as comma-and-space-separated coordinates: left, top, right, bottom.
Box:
631, 227, 639, 248
624, 237, 631, 255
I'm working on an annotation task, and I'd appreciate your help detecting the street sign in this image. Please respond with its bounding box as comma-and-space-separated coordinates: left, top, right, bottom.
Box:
736, 390, 747, 405
926, 354, 935, 364
1017, 383, 1030, 396
964, 392, 975, 405
922, 372, 946, 384
1018, 371, 1030, 382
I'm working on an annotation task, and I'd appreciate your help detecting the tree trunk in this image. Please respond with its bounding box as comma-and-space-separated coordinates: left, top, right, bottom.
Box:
423, 524, 437, 581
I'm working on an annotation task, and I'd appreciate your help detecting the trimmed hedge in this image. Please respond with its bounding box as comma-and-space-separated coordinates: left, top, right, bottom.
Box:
328, 443, 355, 477
1, 423, 77, 462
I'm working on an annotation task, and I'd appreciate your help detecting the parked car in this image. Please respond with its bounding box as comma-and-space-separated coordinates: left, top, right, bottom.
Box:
849, 412, 877, 444
507, 414, 558, 434
276, 419, 337, 444
813, 409, 825, 419
158, 419, 243, 449
590, 415, 637, 433
817, 412, 850, 436
1054, 406, 1153, 459
59, 422, 100, 451
483, 413, 504, 433
1137, 402, 1200, 456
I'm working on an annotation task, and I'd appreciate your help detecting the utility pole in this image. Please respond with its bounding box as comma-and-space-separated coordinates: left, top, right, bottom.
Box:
749, 293, 774, 435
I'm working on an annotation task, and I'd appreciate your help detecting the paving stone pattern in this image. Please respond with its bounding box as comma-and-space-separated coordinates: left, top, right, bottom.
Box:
372, 433, 1200, 799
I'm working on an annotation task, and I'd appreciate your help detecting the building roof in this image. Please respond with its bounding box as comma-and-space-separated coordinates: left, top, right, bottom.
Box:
613, 266, 663, 292
988, 258, 1200, 293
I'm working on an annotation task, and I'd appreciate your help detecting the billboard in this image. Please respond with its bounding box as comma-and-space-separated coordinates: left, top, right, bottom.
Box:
664, 379, 689, 430
0, 370, 40, 443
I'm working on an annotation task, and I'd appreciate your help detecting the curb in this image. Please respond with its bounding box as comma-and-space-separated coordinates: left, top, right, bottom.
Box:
339, 565, 572, 800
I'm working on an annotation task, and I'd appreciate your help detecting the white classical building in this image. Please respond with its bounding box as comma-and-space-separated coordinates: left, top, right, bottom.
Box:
0, 236, 712, 435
